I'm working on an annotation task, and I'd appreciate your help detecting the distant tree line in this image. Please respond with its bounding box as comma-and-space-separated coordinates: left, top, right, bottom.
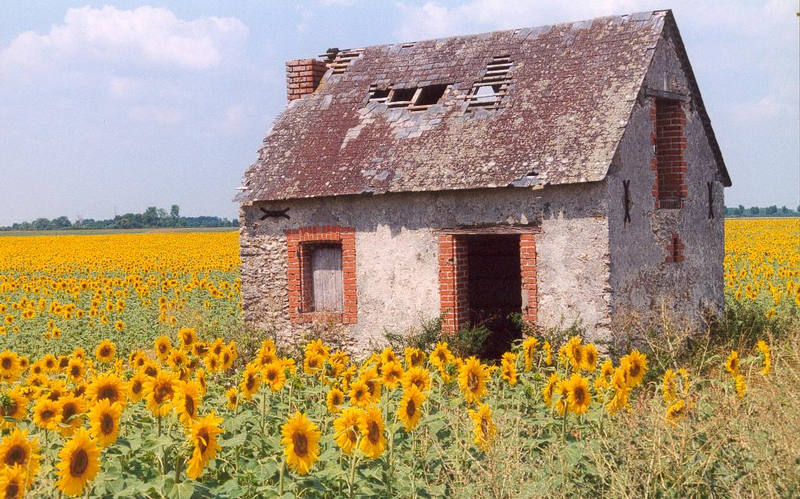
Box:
1, 205, 238, 231
724, 205, 800, 217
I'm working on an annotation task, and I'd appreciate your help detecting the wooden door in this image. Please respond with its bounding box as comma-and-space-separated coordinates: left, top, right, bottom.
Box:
311, 245, 343, 312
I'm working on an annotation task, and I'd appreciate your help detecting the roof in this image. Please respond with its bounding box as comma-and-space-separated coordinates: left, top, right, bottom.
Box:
238, 10, 729, 204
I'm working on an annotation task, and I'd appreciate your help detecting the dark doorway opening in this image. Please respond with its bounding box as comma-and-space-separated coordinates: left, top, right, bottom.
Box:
466, 234, 523, 359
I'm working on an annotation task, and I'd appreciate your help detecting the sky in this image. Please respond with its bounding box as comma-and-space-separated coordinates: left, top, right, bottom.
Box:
0, 0, 797, 225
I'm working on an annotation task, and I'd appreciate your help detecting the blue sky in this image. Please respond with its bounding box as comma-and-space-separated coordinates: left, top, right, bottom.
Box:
0, 1, 797, 225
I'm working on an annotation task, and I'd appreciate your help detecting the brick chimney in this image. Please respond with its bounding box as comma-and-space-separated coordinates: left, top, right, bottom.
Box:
286, 58, 328, 101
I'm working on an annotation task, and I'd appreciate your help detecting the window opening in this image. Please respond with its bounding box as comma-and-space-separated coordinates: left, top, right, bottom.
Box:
707, 182, 714, 219
623, 180, 632, 224
306, 243, 343, 312
387, 87, 417, 108
328, 49, 362, 74
409, 84, 449, 110
654, 98, 686, 209
466, 55, 513, 111
368, 85, 391, 102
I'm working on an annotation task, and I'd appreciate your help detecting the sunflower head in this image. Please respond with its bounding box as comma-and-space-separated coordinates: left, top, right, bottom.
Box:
186, 412, 224, 480
94, 340, 116, 364
358, 407, 386, 459
458, 357, 488, 404
0, 464, 26, 499
468, 403, 496, 451
281, 411, 320, 475
0, 429, 40, 484
326, 387, 344, 413
88, 399, 123, 448
398, 384, 425, 432
564, 373, 592, 415
55, 428, 101, 497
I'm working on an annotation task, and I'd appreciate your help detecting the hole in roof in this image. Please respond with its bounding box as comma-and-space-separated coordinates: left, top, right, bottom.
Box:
387, 88, 416, 107
472, 85, 499, 102
413, 84, 448, 107
369, 88, 390, 102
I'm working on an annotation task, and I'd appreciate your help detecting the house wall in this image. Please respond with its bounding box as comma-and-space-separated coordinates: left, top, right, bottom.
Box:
606, 31, 725, 332
240, 183, 611, 351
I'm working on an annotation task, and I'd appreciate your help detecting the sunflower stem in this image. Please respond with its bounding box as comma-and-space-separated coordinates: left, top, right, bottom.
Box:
157, 415, 162, 437
278, 455, 285, 495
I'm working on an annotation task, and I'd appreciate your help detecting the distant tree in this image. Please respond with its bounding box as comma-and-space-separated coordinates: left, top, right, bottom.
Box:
170, 204, 180, 218
781, 206, 789, 215
736, 205, 745, 216
51, 216, 71, 228
749, 206, 760, 215
765, 205, 778, 215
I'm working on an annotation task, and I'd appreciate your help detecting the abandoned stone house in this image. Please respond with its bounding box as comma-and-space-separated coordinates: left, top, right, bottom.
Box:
236, 9, 731, 352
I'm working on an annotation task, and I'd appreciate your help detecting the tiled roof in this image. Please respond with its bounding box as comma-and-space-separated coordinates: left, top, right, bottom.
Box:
239, 10, 729, 203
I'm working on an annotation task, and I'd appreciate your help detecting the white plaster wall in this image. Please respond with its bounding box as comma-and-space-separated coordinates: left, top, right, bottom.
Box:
240, 183, 611, 350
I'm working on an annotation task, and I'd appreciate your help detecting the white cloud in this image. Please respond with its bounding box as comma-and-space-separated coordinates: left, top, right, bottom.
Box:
130, 105, 183, 125
0, 6, 248, 73
220, 104, 247, 133
108, 77, 139, 98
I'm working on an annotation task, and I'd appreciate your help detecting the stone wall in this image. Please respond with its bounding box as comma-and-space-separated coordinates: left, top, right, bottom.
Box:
606, 29, 725, 332
240, 183, 611, 351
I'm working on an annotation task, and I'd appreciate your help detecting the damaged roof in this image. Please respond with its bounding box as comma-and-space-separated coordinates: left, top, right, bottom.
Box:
239, 9, 729, 203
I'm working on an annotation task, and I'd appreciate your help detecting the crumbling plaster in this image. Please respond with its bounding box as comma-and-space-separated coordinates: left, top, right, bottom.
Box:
240, 183, 611, 351
606, 31, 725, 331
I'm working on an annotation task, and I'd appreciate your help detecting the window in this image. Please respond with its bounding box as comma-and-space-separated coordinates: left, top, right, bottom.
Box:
410, 84, 448, 110
375, 84, 451, 110
466, 56, 513, 111
387, 88, 417, 108
286, 226, 357, 324
653, 98, 687, 209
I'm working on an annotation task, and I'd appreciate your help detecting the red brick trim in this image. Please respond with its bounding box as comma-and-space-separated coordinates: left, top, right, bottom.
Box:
520, 233, 538, 325
665, 232, 685, 263
651, 98, 687, 209
286, 226, 357, 324
438, 235, 469, 335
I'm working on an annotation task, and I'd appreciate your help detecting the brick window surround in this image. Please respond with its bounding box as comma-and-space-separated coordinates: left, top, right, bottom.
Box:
286, 226, 357, 324
665, 232, 685, 263
438, 232, 538, 335
651, 98, 688, 209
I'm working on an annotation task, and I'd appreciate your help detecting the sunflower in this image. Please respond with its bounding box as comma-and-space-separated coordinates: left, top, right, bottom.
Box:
167, 350, 189, 372
563, 373, 591, 414
42, 354, 58, 372
543, 341, 553, 365
468, 403, 496, 452
225, 387, 239, 410
143, 369, 178, 417
154, 335, 172, 362
239, 365, 261, 399
281, 411, 320, 475
0, 387, 28, 421
542, 373, 561, 408
358, 407, 386, 459
128, 371, 147, 403
349, 379, 371, 408
398, 384, 425, 432
304, 339, 330, 359
195, 369, 208, 396
380, 361, 404, 389
677, 368, 691, 395
404, 347, 426, 368
55, 428, 100, 497
664, 399, 687, 426
333, 407, 363, 454
360, 366, 383, 403
0, 429, 40, 485
94, 339, 116, 364
521, 336, 539, 371
662, 369, 677, 405
429, 342, 454, 369
33, 398, 60, 430
88, 399, 122, 447
192, 341, 210, 358
261, 362, 286, 392
67, 358, 85, 383
756, 340, 771, 375
621, 350, 648, 388
87, 372, 127, 406
174, 380, 202, 425
186, 412, 224, 479
178, 328, 197, 350
57, 395, 86, 437
580, 344, 598, 372
401, 366, 431, 393
500, 352, 518, 386
380, 347, 398, 365
725, 350, 739, 376
0, 465, 26, 499
734, 374, 746, 398
0, 351, 20, 381
303, 352, 324, 375
605, 367, 632, 415
204, 354, 222, 373
326, 387, 344, 413
458, 356, 488, 404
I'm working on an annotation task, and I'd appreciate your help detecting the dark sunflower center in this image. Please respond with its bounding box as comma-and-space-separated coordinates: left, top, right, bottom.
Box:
246, 375, 256, 391
574, 386, 586, 405
355, 388, 364, 399
292, 432, 308, 457
368, 421, 380, 443
1, 359, 11, 369
100, 347, 111, 357
197, 429, 209, 453
573, 348, 582, 363
5, 445, 26, 466
154, 383, 172, 403
98, 386, 118, 402
69, 448, 89, 477
406, 399, 416, 417
145, 366, 157, 377
6, 480, 19, 499
159, 344, 167, 353
132, 380, 143, 394
185, 396, 195, 415
629, 363, 641, 377
41, 408, 55, 420
481, 417, 490, 437
333, 393, 341, 405
412, 353, 423, 365
62, 403, 78, 421
101, 413, 114, 434
70, 366, 80, 376
267, 371, 276, 381
467, 372, 479, 391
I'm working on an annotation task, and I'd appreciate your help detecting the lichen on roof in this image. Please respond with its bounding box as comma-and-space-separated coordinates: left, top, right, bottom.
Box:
238, 10, 727, 204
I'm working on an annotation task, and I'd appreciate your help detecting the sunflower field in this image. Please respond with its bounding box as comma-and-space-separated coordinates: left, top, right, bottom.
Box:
0, 220, 798, 498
